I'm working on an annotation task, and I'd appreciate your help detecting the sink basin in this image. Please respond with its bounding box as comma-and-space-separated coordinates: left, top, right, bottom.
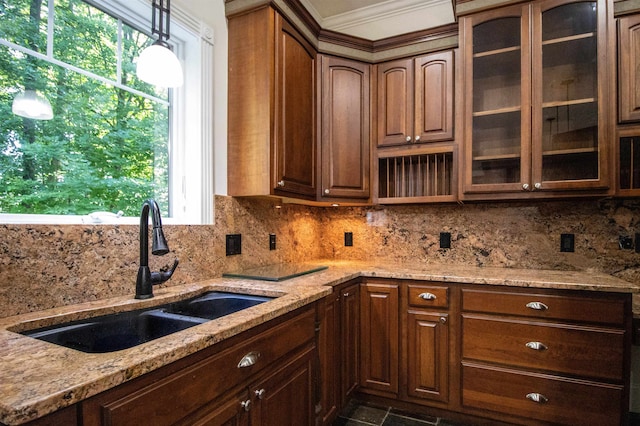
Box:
21, 292, 275, 353
164, 292, 273, 320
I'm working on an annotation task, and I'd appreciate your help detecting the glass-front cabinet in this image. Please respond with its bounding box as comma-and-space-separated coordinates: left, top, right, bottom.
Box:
462, 0, 612, 197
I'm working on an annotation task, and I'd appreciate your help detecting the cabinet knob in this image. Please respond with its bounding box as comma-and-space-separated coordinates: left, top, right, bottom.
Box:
522, 183, 530, 191
525, 393, 548, 404
406, 136, 412, 142
439, 316, 447, 324
525, 341, 548, 351
343, 292, 350, 297
241, 399, 252, 412
237, 351, 260, 368
254, 388, 266, 400
324, 189, 330, 194
277, 180, 285, 187
534, 182, 542, 190
525, 301, 548, 311
414, 135, 421, 142
418, 292, 437, 300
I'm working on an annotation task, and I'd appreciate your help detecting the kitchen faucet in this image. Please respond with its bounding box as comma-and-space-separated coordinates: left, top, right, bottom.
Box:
135, 199, 179, 299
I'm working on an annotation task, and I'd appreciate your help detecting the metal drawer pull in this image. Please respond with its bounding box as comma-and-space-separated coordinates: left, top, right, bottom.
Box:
255, 388, 266, 399
525, 301, 548, 311
237, 351, 260, 368
526, 393, 548, 404
241, 399, 252, 412
418, 292, 437, 300
525, 341, 548, 351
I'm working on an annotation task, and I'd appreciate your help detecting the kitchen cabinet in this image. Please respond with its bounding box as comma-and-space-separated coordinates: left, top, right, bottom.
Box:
618, 14, 640, 123
403, 283, 450, 405
319, 281, 359, 425
375, 51, 457, 203
359, 279, 399, 397
461, 0, 614, 198
318, 56, 371, 202
79, 306, 317, 426
228, 7, 317, 200
460, 286, 631, 425
377, 51, 454, 146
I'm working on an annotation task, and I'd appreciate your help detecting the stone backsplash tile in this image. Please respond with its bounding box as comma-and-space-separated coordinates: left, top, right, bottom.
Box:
1, 196, 640, 317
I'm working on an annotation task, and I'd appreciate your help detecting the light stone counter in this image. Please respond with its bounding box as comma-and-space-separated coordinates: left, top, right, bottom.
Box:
0, 261, 638, 425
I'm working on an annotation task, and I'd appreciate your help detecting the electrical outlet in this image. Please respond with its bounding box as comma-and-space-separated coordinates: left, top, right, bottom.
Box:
560, 233, 574, 252
226, 234, 242, 256
440, 232, 451, 249
620, 235, 634, 250
344, 232, 353, 247
269, 233, 276, 250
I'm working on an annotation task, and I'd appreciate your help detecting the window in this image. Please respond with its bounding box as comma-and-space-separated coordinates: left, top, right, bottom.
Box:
0, 0, 213, 224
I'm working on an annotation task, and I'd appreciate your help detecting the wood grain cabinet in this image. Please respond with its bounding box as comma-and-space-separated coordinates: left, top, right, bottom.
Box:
318, 281, 360, 425
375, 51, 457, 203
228, 7, 317, 200
403, 283, 451, 406
460, 287, 631, 426
359, 279, 399, 397
318, 56, 371, 202
79, 306, 318, 426
461, 0, 614, 199
618, 14, 640, 123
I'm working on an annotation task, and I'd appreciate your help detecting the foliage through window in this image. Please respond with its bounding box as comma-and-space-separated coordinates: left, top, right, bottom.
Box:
0, 0, 173, 217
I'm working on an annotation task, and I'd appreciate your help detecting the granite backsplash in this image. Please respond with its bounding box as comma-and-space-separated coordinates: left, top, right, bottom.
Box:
1, 195, 640, 317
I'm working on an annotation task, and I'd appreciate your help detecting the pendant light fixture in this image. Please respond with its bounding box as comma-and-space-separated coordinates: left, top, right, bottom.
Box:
136, 0, 184, 88
12, 90, 53, 120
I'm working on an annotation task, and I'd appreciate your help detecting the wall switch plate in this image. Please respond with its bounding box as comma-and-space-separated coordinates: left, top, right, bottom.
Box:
440, 232, 451, 249
344, 232, 353, 247
620, 235, 634, 250
226, 234, 242, 256
269, 233, 276, 250
560, 233, 574, 252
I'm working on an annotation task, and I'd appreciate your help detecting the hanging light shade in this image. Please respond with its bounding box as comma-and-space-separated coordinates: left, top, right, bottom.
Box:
136, 0, 183, 88
12, 90, 53, 120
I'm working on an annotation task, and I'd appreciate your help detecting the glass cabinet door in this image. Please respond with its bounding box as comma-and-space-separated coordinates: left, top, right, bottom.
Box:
531, 0, 608, 190
464, 5, 531, 192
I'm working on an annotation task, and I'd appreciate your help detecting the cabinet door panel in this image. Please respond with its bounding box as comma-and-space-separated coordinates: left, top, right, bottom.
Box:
319, 294, 340, 425
341, 283, 360, 403
415, 51, 454, 142
406, 311, 449, 403
619, 14, 640, 123
360, 281, 399, 395
275, 15, 316, 198
320, 56, 370, 199
377, 59, 413, 147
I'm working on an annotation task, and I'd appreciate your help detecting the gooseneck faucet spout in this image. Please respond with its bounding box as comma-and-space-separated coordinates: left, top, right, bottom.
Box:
135, 199, 179, 299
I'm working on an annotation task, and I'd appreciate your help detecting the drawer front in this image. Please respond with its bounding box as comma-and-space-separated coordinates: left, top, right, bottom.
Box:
407, 284, 449, 308
462, 362, 623, 426
462, 288, 627, 326
462, 315, 625, 381
85, 307, 316, 426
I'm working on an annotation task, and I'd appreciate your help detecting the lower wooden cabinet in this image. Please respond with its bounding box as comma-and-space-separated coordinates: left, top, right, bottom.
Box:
79, 306, 317, 426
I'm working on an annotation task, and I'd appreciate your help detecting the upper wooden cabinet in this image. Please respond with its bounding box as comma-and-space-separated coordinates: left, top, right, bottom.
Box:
461, 0, 614, 198
318, 56, 371, 201
618, 14, 640, 123
377, 51, 455, 147
228, 7, 317, 200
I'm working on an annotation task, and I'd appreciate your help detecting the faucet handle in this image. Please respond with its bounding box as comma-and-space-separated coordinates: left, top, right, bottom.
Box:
151, 258, 179, 284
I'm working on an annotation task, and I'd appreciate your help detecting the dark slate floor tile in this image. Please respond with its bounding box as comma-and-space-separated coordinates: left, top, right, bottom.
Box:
389, 407, 438, 424
382, 413, 437, 426
336, 399, 389, 425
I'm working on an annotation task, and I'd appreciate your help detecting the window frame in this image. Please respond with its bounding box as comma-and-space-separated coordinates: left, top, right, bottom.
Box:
0, 0, 214, 225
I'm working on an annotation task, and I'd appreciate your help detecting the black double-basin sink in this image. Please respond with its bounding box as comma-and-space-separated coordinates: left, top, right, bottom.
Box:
20, 292, 274, 353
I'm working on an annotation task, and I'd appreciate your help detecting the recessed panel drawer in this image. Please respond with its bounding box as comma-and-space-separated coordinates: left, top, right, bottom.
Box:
462, 362, 624, 426
461, 288, 627, 326
407, 284, 449, 308
462, 315, 625, 381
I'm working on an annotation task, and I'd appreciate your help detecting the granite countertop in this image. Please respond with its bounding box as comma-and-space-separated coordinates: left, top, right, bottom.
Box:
1, 261, 638, 425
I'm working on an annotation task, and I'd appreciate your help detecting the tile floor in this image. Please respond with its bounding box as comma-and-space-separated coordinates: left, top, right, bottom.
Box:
332, 400, 468, 426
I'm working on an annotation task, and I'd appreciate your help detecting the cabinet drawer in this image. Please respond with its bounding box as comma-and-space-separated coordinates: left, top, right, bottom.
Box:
407, 284, 448, 308
462, 315, 624, 381
462, 288, 627, 326
462, 362, 623, 426
83, 307, 315, 426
